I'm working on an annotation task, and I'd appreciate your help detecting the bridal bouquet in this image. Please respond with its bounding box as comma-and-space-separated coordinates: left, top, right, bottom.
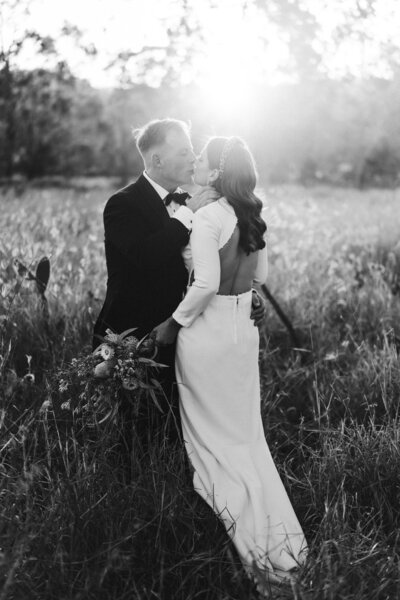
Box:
55, 328, 166, 426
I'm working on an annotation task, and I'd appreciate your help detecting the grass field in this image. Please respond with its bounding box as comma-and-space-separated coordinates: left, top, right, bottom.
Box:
1, 181, 400, 599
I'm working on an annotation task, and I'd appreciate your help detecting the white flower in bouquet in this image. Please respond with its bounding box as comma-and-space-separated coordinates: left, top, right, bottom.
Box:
100, 344, 115, 361
93, 343, 115, 361
93, 360, 115, 379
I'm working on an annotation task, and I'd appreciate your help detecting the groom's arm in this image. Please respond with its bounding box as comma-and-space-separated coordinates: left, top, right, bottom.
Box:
104, 193, 190, 270
104, 187, 220, 271
250, 233, 268, 326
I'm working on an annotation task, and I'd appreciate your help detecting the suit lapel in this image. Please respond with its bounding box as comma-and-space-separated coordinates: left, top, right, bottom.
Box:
133, 174, 169, 227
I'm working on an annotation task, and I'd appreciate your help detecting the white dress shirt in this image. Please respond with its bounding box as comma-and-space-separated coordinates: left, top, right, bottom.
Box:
143, 171, 193, 230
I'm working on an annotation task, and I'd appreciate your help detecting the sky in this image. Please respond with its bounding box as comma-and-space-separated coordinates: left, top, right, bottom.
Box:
2, 0, 400, 96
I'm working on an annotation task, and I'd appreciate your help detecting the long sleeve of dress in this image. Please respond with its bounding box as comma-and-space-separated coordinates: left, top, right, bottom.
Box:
173, 208, 221, 328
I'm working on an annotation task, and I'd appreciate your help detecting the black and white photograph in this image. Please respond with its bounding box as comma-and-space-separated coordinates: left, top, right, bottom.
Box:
1, 0, 400, 598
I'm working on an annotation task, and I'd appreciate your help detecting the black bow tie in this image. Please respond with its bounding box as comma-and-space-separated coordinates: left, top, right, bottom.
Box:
164, 192, 191, 207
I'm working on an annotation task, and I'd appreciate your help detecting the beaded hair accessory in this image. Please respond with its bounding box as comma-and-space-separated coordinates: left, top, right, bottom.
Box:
218, 137, 238, 177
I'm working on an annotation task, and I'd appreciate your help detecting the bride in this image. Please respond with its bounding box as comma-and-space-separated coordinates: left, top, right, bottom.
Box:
153, 136, 307, 591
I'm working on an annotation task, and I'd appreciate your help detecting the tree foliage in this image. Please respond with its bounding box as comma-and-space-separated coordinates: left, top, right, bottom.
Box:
1, 0, 400, 184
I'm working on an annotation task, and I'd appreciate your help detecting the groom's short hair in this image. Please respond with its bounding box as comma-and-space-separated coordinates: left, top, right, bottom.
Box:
134, 119, 190, 157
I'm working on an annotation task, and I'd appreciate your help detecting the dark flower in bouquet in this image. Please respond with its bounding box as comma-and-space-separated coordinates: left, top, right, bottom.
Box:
55, 328, 166, 426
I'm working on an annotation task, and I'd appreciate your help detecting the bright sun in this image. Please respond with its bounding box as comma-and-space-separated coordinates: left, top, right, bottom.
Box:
194, 2, 288, 118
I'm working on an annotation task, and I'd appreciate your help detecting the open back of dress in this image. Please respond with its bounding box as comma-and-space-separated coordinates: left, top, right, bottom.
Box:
218, 225, 259, 296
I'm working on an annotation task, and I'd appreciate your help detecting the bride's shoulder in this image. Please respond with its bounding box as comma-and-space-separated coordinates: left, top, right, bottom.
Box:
193, 200, 225, 231
196, 199, 224, 218
197, 197, 230, 217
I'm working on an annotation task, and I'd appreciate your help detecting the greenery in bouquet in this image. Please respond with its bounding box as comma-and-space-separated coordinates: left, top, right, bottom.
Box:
54, 328, 166, 426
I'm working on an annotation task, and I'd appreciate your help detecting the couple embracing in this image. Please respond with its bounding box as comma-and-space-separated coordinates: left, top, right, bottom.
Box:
93, 119, 307, 592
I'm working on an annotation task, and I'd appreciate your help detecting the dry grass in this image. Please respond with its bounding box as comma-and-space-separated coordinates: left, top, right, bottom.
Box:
1, 182, 400, 599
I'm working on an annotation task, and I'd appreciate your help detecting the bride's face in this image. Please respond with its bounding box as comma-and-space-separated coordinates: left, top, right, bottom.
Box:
194, 147, 217, 186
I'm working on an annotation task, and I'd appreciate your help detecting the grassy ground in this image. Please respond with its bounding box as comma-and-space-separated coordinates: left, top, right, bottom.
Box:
1, 182, 400, 599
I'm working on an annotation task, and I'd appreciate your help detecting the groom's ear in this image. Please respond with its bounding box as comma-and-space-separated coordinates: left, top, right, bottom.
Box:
151, 152, 162, 168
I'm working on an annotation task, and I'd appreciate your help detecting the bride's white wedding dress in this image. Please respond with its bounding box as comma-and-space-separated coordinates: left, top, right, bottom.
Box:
172, 198, 307, 584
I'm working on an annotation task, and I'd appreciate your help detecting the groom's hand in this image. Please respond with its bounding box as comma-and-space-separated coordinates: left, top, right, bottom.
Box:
153, 317, 182, 347
250, 289, 266, 327
186, 186, 220, 213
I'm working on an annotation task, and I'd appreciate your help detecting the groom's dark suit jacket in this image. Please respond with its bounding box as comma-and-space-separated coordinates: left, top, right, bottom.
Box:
93, 174, 190, 348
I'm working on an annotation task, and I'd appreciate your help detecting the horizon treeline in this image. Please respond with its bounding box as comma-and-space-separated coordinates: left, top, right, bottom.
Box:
1, 64, 400, 187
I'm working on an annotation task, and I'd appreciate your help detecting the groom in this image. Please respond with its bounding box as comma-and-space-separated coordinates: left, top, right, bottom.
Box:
93, 119, 216, 348
93, 119, 220, 443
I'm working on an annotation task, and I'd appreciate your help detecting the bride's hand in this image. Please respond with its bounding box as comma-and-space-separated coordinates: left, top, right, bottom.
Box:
186, 186, 220, 213
152, 317, 182, 346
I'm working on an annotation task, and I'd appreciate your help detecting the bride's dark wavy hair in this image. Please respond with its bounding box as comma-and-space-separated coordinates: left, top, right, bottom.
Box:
206, 136, 266, 255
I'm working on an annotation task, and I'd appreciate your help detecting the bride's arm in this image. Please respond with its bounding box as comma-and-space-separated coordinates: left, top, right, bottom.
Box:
153, 207, 267, 344
172, 207, 220, 327
152, 207, 220, 346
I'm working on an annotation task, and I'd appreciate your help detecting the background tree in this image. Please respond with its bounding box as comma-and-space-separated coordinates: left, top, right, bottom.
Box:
0, 0, 58, 175
1, 0, 400, 184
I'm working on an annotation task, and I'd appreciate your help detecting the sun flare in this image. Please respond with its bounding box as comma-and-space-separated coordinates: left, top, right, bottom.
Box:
5, 0, 400, 91
194, 3, 288, 118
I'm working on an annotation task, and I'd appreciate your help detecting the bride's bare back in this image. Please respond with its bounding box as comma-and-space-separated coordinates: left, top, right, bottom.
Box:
218, 226, 259, 296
